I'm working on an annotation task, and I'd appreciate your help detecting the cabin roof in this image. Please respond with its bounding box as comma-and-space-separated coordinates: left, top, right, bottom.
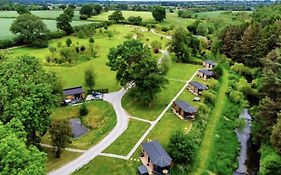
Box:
204, 60, 217, 66
63, 86, 84, 96
142, 140, 172, 167
190, 81, 208, 90
174, 100, 197, 113
198, 69, 214, 76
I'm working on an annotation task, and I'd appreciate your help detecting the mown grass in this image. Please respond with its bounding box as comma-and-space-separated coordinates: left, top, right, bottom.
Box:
192, 69, 229, 175
42, 100, 117, 150
73, 156, 139, 175
44, 147, 81, 172
122, 63, 201, 120
104, 119, 150, 155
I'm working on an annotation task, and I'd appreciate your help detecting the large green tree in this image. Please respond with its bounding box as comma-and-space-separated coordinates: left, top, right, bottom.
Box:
107, 39, 168, 104
0, 56, 62, 145
49, 120, 72, 158
0, 120, 46, 175
108, 11, 124, 23
152, 6, 166, 22
271, 114, 281, 153
10, 13, 49, 47
169, 27, 200, 63
93, 4, 102, 15
80, 4, 93, 17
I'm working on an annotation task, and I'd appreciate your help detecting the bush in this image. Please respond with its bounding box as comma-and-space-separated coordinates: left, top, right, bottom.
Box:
235, 118, 246, 129
213, 64, 223, 79
162, 27, 169, 32
202, 91, 216, 105
229, 91, 244, 104
79, 103, 89, 116
49, 30, 66, 39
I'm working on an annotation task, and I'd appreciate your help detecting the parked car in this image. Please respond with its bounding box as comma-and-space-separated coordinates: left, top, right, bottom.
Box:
91, 92, 103, 100
193, 97, 200, 102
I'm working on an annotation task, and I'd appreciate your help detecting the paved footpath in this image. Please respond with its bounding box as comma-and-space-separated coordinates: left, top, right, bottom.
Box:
48, 89, 129, 175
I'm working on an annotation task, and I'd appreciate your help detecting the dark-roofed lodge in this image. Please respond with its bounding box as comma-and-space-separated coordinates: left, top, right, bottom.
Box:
172, 100, 196, 119
203, 60, 217, 69
198, 69, 214, 80
188, 81, 208, 95
140, 140, 172, 175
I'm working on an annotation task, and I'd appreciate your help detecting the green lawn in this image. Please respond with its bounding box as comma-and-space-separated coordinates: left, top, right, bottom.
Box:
122, 63, 201, 120
193, 69, 229, 175
73, 156, 139, 175
0, 18, 93, 40
42, 100, 117, 150
44, 147, 81, 172
104, 119, 150, 155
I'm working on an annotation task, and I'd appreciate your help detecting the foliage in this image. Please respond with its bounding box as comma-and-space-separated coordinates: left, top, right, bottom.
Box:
16, 4, 30, 15
271, 114, 281, 153
169, 27, 200, 63
93, 4, 102, 15
49, 119, 72, 158
10, 13, 49, 47
108, 11, 124, 23
80, 103, 89, 116
259, 145, 281, 175
107, 39, 167, 104
178, 9, 192, 18
168, 130, 198, 169
230, 62, 252, 76
187, 19, 200, 34
0, 56, 61, 144
0, 120, 46, 175
84, 67, 95, 91
152, 6, 166, 22
197, 22, 209, 36
151, 40, 162, 50
56, 7, 74, 35
235, 118, 246, 129
229, 91, 244, 104
202, 91, 216, 105
80, 4, 93, 17
65, 38, 72, 47
212, 64, 223, 78
127, 16, 142, 25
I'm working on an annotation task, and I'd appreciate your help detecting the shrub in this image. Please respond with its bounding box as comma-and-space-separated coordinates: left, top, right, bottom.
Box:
235, 118, 246, 129
65, 38, 72, 47
49, 30, 66, 39
151, 40, 162, 50
80, 45, 86, 52
79, 103, 89, 116
213, 64, 223, 79
80, 14, 88, 20
202, 91, 216, 105
229, 91, 244, 104
162, 27, 169, 32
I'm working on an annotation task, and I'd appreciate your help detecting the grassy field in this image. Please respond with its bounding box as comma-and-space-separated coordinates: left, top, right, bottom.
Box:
104, 119, 150, 155
122, 63, 201, 120
73, 156, 139, 175
42, 100, 117, 150
44, 147, 81, 172
193, 69, 229, 175
0, 18, 93, 40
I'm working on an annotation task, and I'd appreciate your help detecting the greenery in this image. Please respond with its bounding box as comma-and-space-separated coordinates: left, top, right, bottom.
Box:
107, 39, 168, 104
80, 4, 93, 18
0, 56, 61, 145
108, 10, 124, 23
49, 119, 72, 158
56, 7, 74, 35
84, 67, 95, 92
79, 103, 89, 116
152, 6, 166, 22
10, 13, 49, 47
259, 145, 281, 175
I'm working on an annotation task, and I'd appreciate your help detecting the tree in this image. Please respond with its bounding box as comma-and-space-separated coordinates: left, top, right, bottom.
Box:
108, 11, 124, 23
64, 7, 74, 19
169, 27, 200, 63
107, 40, 167, 104
84, 68, 95, 91
93, 4, 102, 15
58, 4, 67, 10
152, 6, 166, 22
0, 120, 46, 175
271, 115, 281, 153
65, 38, 72, 47
80, 4, 93, 18
49, 120, 71, 158
168, 130, 198, 167
127, 16, 142, 25
0, 56, 62, 144
10, 14, 49, 47
197, 22, 209, 36
56, 13, 73, 35
16, 5, 30, 15
89, 37, 95, 45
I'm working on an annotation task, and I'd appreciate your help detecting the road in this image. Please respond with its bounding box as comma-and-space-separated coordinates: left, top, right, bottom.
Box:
48, 89, 129, 175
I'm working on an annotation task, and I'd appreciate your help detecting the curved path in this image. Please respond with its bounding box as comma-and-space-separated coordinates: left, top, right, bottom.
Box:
48, 89, 129, 175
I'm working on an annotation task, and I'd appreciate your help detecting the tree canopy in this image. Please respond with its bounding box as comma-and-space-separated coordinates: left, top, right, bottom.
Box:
0, 56, 62, 144
10, 13, 49, 47
152, 6, 166, 22
80, 4, 93, 17
108, 11, 124, 23
56, 7, 74, 35
107, 39, 168, 104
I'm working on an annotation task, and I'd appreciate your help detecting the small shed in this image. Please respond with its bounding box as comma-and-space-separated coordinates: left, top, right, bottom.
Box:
140, 141, 172, 175
63, 86, 85, 101
173, 100, 196, 119
203, 60, 217, 69
198, 69, 214, 80
188, 81, 208, 95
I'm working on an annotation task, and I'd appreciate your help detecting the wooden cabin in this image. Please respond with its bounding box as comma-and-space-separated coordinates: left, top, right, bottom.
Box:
188, 81, 208, 95
172, 100, 196, 119
203, 60, 216, 69
63, 86, 85, 101
140, 141, 172, 175
198, 69, 214, 80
